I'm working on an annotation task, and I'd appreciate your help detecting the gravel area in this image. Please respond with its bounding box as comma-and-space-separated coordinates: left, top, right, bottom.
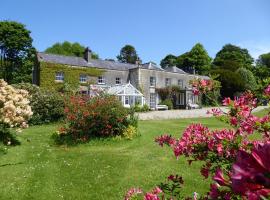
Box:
138, 106, 268, 120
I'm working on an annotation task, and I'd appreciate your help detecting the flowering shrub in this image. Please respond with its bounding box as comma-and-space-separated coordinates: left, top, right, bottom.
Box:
125, 78, 270, 200
53, 94, 138, 144
13, 83, 64, 125
0, 79, 32, 145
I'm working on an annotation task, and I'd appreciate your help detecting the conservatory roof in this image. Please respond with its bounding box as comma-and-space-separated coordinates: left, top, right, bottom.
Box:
107, 83, 143, 96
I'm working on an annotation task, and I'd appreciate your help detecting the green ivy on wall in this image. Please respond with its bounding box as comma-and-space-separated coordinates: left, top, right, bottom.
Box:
39, 62, 104, 91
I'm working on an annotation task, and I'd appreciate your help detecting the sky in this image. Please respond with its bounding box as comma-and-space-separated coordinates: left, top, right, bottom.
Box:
1, 0, 270, 64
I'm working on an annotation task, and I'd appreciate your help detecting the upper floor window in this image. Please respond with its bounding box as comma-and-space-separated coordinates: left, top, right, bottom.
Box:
80, 74, 87, 83
55, 72, 64, 82
116, 77, 121, 85
165, 78, 171, 86
150, 76, 156, 87
97, 76, 105, 84
178, 79, 183, 88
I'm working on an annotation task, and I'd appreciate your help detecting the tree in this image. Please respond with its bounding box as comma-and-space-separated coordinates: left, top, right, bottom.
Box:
0, 21, 34, 83
236, 68, 257, 91
211, 69, 245, 98
212, 44, 254, 71
175, 43, 211, 75
160, 54, 177, 68
117, 45, 140, 64
257, 52, 270, 68
45, 41, 99, 59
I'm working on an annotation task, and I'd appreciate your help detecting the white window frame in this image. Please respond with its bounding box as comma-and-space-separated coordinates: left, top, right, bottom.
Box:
116, 77, 121, 85
97, 76, 105, 84
178, 93, 185, 105
150, 76, 156, 87
178, 79, 183, 88
79, 74, 87, 83
165, 78, 171, 86
55, 72, 64, 82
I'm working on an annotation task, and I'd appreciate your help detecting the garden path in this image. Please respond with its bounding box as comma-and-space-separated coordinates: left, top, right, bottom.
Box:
138, 106, 268, 120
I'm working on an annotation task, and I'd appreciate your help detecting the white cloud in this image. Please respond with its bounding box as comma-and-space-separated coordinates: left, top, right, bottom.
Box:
238, 40, 270, 59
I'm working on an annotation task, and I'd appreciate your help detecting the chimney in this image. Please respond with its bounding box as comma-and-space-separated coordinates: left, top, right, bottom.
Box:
135, 57, 141, 66
84, 47, 92, 62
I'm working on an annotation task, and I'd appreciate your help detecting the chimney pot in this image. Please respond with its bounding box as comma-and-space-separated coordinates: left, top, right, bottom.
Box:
84, 47, 92, 62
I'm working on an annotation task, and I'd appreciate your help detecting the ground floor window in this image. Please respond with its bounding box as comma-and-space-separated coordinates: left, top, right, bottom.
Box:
188, 93, 195, 104
178, 93, 185, 105
150, 93, 156, 108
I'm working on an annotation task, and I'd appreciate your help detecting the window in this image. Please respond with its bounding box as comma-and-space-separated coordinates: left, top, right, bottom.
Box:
116, 77, 121, 85
150, 93, 156, 109
178, 93, 185, 105
150, 76, 156, 87
178, 79, 183, 88
165, 78, 171, 86
97, 76, 105, 84
125, 96, 129, 105
80, 74, 87, 83
55, 72, 64, 81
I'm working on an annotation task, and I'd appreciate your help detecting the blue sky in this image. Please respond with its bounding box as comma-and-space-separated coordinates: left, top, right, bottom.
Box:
1, 0, 270, 64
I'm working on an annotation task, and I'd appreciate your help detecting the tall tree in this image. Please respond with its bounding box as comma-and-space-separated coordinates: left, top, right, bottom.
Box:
117, 45, 140, 64
257, 52, 270, 68
160, 54, 177, 68
45, 41, 99, 59
175, 43, 211, 75
212, 44, 254, 71
0, 21, 34, 83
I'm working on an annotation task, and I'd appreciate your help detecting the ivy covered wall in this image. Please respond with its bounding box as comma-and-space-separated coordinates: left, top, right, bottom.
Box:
38, 62, 104, 91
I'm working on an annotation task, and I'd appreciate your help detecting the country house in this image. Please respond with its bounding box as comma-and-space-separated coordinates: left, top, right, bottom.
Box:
33, 48, 208, 109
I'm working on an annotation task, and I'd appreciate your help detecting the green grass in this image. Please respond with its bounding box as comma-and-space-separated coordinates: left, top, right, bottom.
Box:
0, 118, 230, 199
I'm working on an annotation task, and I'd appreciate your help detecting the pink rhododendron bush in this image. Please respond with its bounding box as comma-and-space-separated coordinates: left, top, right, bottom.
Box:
0, 79, 32, 145
125, 79, 270, 200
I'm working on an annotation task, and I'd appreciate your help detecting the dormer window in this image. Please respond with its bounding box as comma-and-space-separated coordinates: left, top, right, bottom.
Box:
80, 74, 87, 83
98, 76, 105, 84
55, 72, 64, 82
116, 77, 121, 85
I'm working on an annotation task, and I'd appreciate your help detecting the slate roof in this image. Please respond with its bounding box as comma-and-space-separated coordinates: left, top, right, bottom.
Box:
141, 62, 164, 71
37, 52, 138, 71
164, 66, 187, 74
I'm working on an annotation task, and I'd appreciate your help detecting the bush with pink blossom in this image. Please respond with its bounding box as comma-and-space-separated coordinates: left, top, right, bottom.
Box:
125, 78, 270, 200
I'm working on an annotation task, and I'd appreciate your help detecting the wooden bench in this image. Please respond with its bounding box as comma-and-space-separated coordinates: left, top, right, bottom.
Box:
156, 105, 168, 110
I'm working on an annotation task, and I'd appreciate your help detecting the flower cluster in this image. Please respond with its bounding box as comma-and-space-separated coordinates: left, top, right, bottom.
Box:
124, 187, 163, 200
0, 79, 32, 128
190, 79, 215, 96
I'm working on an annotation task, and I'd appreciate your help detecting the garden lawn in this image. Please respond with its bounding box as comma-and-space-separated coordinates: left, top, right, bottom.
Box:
1, 117, 229, 200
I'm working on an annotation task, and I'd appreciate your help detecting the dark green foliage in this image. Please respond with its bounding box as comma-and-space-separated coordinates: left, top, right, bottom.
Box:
0, 124, 20, 146
253, 52, 270, 81
0, 20, 35, 83
175, 43, 211, 75
257, 52, 270, 68
211, 69, 245, 98
236, 68, 257, 91
12, 83, 64, 125
160, 54, 177, 68
39, 62, 103, 91
45, 41, 99, 59
159, 99, 173, 110
117, 45, 140, 64
212, 44, 254, 71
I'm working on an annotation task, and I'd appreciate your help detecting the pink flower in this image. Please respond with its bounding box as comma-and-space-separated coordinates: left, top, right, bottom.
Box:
222, 97, 231, 106
264, 85, 270, 96
231, 143, 270, 199
213, 169, 229, 186
124, 188, 143, 200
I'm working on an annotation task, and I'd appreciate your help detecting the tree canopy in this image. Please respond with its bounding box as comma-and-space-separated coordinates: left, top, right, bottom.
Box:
236, 68, 257, 91
160, 54, 177, 68
45, 41, 99, 59
257, 52, 270, 68
212, 44, 254, 71
117, 45, 140, 64
175, 43, 211, 75
0, 20, 35, 83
